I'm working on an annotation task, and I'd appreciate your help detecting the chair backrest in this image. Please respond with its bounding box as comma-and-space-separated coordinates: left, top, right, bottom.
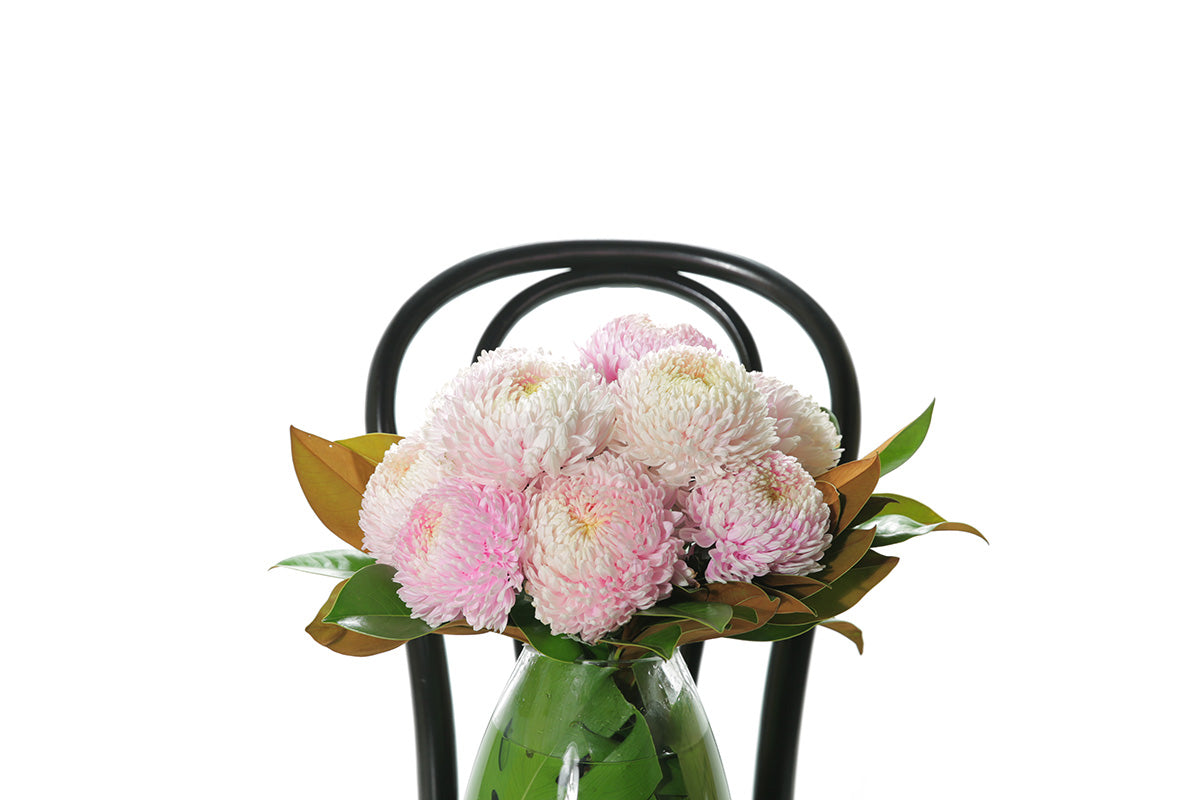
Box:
365, 240, 861, 800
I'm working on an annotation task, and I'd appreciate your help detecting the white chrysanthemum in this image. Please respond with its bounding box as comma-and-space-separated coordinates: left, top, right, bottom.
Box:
752, 373, 843, 476
359, 438, 446, 567
523, 453, 685, 643
687, 451, 832, 582
614, 345, 778, 486
422, 349, 617, 490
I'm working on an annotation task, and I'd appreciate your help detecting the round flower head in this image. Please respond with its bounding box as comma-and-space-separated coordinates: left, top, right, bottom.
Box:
686, 451, 832, 582
422, 348, 617, 490
614, 345, 778, 486
359, 437, 446, 567
390, 478, 527, 632
753, 373, 843, 476
523, 453, 685, 643
580, 313, 718, 383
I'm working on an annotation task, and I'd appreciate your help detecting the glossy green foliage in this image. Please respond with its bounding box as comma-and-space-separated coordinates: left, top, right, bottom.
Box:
273, 548, 375, 578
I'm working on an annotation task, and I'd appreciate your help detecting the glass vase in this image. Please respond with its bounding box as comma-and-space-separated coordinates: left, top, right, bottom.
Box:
463, 645, 731, 800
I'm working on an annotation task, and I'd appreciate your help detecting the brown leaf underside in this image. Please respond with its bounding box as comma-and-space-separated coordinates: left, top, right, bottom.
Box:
305, 580, 404, 657
290, 427, 379, 550
816, 453, 881, 532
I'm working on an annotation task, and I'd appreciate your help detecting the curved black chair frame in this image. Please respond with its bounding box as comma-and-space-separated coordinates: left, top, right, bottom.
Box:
365, 240, 860, 800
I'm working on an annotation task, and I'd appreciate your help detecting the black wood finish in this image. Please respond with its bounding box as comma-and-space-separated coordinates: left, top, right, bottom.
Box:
364, 240, 860, 800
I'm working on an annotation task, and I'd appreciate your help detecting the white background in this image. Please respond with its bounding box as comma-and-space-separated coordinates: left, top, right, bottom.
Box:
3, 2, 1197, 798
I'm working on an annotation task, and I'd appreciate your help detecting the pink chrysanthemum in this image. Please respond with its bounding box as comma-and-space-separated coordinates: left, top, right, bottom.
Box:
523, 453, 686, 643
753, 373, 843, 476
614, 345, 778, 486
390, 478, 527, 631
579, 314, 718, 383
422, 349, 617, 490
359, 438, 446, 567
686, 451, 832, 582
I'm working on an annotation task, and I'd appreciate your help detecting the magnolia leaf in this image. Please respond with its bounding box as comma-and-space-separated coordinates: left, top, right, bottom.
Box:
860, 493, 987, 545
731, 622, 818, 642
644, 604, 764, 647
323, 563, 435, 641
869, 400, 935, 477
304, 579, 405, 657
647, 619, 714, 648
817, 455, 881, 532
815, 526, 876, 585
433, 620, 489, 637
290, 426, 378, 550
330, 614, 433, 642
868, 514, 987, 547
336, 432, 402, 464
498, 625, 532, 646
847, 494, 898, 531
757, 585, 815, 615
819, 619, 865, 654
272, 549, 376, 578
606, 624, 684, 660
869, 493, 945, 524
767, 612, 824, 626
636, 601, 734, 632
688, 582, 781, 635
508, 595, 584, 663
804, 550, 899, 620
691, 582, 780, 627
815, 480, 842, 528
757, 573, 829, 600
729, 605, 759, 623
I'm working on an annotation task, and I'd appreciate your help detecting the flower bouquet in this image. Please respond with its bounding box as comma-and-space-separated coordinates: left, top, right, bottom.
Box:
276, 314, 982, 800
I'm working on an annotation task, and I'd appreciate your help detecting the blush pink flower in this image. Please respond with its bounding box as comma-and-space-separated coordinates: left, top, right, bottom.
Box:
523, 453, 685, 642
359, 437, 446, 567
614, 345, 778, 486
686, 451, 832, 582
752, 373, 843, 476
422, 349, 617, 490
390, 478, 528, 631
579, 314, 717, 383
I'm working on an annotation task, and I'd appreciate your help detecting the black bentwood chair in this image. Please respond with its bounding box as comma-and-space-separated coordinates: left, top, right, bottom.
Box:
364, 241, 861, 800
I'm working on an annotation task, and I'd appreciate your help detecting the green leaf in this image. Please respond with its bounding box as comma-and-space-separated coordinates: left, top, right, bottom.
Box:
322, 563, 434, 641
869, 493, 945, 523
579, 713, 661, 797
635, 601, 734, 632
304, 579, 405, 657
876, 400, 935, 476
730, 606, 759, 623
767, 612, 824, 626
857, 493, 987, 546
847, 494, 898, 530
465, 661, 661, 799
605, 624, 684, 660
804, 550, 899, 620
731, 622, 817, 642
816, 526, 877, 585
866, 513, 987, 547
757, 573, 828, 600
272, 548, 375, 578
508, 594, 584, 663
